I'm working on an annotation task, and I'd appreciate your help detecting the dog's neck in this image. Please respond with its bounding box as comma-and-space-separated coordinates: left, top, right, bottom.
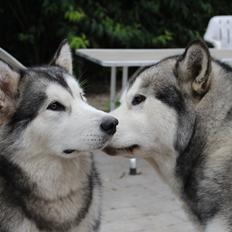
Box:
9, 150, 93, 200
173, 64, 232, 223
146, 65, 232, 196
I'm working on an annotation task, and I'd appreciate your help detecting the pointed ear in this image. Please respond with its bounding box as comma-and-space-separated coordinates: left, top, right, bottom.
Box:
0, 60, 20, 124
50, 39, 73, 74
176, 39, 211, 95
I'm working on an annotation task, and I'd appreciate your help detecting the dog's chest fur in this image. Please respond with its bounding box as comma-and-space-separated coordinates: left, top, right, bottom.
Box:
0, 153, 102, 232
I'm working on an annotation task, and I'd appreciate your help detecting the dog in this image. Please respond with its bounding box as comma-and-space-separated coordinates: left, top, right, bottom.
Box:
0, 40, 118, 232
104, 39, 232, 231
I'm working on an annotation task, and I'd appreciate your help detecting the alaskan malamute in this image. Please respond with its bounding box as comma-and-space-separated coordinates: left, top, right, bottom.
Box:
105, 39, 232, 231
0, 40, 118, 232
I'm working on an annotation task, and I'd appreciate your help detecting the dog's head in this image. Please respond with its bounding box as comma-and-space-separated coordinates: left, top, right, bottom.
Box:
0, 40, 118, 158
105, 40, 213, 159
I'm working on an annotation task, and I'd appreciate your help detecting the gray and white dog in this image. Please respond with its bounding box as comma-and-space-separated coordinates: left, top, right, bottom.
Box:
104, 40, 232, 231
0, 41, 118, 232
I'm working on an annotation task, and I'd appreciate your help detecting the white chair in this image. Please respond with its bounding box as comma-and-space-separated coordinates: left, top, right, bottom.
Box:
204, 16, 232, 49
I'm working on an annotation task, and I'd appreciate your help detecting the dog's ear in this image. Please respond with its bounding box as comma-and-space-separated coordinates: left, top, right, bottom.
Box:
0, 61, 20, 98
176, 39, 211, 96
50, 39, 73, 75
0, 60, 20, 124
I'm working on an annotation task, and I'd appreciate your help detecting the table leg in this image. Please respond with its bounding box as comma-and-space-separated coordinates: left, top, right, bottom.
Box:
110, 66, 117, 110
122, 66, 128, 91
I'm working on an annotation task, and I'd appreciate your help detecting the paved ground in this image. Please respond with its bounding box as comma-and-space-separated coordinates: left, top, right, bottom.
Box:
96, 152, 196, 232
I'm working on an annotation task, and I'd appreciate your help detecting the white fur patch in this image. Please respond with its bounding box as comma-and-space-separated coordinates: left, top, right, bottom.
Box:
205, 217, 229, 232
109, 77, 178, 186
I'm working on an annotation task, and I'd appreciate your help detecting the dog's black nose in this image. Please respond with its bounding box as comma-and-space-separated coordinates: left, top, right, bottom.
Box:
100, 117, 118, 135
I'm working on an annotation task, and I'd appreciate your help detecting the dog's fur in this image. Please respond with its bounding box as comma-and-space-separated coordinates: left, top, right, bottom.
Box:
104, 40, 232, 231
0, 41, 117, 232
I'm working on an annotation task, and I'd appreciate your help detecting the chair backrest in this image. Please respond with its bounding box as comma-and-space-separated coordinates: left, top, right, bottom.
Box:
204, 16, 232, 49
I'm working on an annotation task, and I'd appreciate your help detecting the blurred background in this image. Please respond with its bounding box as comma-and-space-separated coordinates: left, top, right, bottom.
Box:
1, 0, 232, 110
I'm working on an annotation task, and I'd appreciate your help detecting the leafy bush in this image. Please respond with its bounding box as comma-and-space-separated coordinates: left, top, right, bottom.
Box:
0, 0, 232, 93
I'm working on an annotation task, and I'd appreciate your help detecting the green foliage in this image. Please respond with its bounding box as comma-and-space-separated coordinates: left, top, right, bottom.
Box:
68, 34, 89, 49
65, 8, 86, 23
152, 30, 173, 46
0, 0, 232, 65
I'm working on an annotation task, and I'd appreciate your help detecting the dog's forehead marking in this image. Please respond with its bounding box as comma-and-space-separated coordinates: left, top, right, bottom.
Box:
127, 58, 177, 97
45, 74, 82, 103
46, 83, 70, 105
127, 57, 177, 91
29, 67, 68, 88
126, 67, 159, 99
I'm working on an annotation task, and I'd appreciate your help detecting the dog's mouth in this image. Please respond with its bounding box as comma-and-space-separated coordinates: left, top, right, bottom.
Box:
104, 144, 139, 156
63, 143, 108, 155
63, 149, 76, 154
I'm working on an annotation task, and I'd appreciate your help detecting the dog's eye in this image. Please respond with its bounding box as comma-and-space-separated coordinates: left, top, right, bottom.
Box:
47, 101, 65, 111
132, 94, 146, 105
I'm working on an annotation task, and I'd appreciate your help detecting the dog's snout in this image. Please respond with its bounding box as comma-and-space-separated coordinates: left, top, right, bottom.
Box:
100, 117, 118, 135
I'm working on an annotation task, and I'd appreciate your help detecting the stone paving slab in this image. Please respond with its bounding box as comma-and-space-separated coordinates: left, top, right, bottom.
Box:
95, 152, 196, 232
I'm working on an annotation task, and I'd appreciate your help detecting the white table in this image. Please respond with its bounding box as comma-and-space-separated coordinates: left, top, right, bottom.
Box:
76, 48, 232, 109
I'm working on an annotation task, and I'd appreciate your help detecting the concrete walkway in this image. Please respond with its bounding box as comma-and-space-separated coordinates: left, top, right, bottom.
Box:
96, 152, 196, 232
